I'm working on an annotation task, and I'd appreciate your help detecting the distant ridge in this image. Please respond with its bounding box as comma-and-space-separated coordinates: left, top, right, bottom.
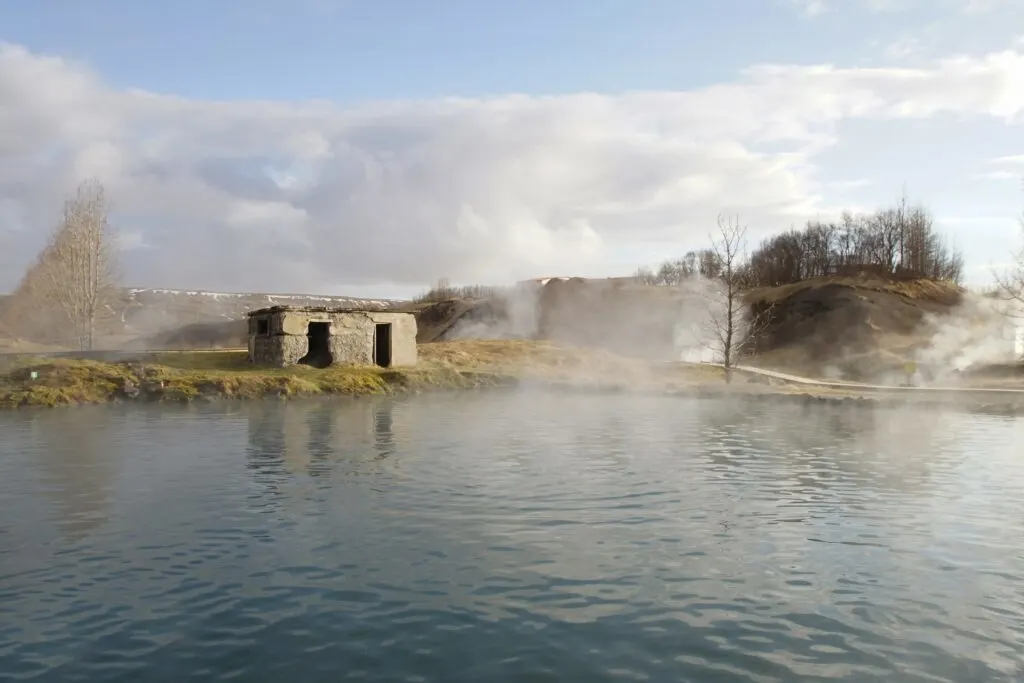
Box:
111, 288, 405, 345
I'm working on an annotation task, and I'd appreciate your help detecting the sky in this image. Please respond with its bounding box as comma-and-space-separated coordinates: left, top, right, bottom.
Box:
1, 0, 1023, 299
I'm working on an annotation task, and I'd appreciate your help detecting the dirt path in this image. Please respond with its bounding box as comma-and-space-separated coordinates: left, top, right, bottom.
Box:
721, 363, 1024, 395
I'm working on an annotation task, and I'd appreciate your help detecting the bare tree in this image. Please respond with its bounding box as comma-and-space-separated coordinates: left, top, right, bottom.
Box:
736, 195, 964, 288
633, 265, 658, 285
995, 214, 1024, 313
703, 215, 771, 381
34, 179, 120, 350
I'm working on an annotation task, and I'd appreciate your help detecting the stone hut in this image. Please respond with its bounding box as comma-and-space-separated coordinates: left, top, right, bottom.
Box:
247, 306, 417, 368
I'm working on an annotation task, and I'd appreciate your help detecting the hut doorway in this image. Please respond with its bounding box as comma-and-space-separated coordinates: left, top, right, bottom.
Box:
299, 322, 333, 368
373, 323, 392, 367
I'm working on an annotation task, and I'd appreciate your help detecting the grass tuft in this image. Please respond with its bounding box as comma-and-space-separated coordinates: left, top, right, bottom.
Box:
0, 340, 723, 409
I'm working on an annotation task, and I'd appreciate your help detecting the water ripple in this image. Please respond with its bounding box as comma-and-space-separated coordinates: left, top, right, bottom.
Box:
1, 395, 1024, 681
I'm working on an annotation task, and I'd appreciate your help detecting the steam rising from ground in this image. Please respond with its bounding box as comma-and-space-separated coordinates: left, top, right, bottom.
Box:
441, 277, 747, 366
914, 294, 1023, 377
437, 278, 1023, 388
443, 285, 540, 341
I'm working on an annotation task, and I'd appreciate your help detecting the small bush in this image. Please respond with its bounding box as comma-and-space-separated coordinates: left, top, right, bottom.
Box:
413, 278, 506, 303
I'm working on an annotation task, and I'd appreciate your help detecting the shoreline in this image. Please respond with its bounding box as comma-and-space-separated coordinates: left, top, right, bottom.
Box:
2, 348, 1023, 416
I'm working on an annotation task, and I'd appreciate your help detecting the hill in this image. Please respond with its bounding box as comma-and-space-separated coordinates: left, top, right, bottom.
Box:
413, 277, 698, 357
746, 275, 972, 380
0, 288, 402, 350
5, 277, 1016, 385
115, 288, 397, 331
410, 274, 1015, 382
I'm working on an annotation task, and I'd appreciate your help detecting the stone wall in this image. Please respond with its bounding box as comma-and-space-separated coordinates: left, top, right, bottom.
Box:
251, 333, 309, 366
248, 309, 418, 368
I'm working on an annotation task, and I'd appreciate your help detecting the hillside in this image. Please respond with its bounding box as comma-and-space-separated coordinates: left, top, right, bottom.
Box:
411, 274, 1016, 382
419, 278, 702, 354
4, 277, 1015, 385
0, 288, 401, 350
746, 276, 971, 380
115, 288, 397, 329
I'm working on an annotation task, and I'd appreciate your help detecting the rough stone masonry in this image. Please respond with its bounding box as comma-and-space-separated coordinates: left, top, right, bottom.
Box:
247, 306, 417, 368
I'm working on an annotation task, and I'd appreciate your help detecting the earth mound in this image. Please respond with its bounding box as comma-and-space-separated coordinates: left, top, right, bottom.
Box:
137, 320, 248, 350
403, 274, 978, 381
747, 275, 968, 379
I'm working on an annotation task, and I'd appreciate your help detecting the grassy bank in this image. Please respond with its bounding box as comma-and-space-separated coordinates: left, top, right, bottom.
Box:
0, 340, 725, 409
6, 339, 1019, 414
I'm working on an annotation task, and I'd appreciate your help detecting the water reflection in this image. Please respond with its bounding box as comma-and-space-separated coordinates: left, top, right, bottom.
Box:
244, 398, 400, 481
2, 394, 1023, 682
694, 399, 968, 498
25, 407, 119, 539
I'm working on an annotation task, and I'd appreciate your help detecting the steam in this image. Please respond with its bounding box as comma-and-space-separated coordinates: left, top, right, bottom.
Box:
443, 284, 542, 341
435, 276, 745, 368
912, 294, 1023, 382
424, 274, 1024, 394
671, 277, 748, 365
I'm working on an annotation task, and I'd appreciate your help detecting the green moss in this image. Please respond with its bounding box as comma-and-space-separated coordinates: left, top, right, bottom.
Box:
0, 351, 519, 409
0, 342, 730, 410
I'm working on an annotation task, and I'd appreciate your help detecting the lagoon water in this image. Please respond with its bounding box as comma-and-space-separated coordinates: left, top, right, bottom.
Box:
2, 393, 1023, 682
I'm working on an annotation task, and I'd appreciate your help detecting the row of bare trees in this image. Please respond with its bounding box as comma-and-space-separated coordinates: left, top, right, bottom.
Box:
2, 179, 120, 350
634, 248, 724, 286
638, 197, 965, 291
746, 197, 964, 287
635, 198, 968, 374
413, 278, 504, 303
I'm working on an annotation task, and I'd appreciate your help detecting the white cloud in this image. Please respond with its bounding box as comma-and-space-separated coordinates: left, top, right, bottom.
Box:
802, 0, 1013, 12
884, 36, 923, 60
980, 155, 1024, 180
790, 0, 828, 16
962, 0, 1014, 12
974, 170, 1021, 180
0, 42, 1023, 293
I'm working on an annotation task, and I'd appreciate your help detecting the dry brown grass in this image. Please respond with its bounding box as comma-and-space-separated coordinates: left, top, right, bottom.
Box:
747, 276, 963, 305
0, 338, 71, 353
0, 340, 728, 409
419, 339, 725, 387
0, 348, 506, 409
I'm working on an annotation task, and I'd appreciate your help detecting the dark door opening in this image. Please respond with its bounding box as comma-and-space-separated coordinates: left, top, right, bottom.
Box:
373, 323, 392, 368
298, 322, 333, 368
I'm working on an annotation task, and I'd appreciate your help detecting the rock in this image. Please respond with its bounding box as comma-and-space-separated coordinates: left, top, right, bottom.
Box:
121, 378, 140, 399
141, 380, 165, 398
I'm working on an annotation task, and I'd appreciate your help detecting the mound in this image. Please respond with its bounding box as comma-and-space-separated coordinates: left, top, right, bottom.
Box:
406, 298, 511, 343
409, 274, 973, 381
748, 276, 966, 378
536, 278, 687, 359
136, 320, 248, 350
409, 278, 693, 360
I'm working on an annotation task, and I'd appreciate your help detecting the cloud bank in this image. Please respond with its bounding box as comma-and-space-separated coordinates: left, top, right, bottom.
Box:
0, 42, 1023, 294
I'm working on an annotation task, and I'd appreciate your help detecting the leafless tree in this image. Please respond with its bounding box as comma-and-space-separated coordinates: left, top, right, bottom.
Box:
32, 179, 120, 350
633, 265, 658, 285
735, 195, 964, 288
702, 215, 771, 381
995, 214, 1024, 315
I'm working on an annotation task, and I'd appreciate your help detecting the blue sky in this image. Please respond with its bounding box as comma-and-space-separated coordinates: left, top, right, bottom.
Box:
0, 0, 873, 99
1, 0, 1023, 297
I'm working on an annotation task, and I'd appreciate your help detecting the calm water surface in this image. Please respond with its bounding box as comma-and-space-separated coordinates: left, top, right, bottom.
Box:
1, 393, 1023, 682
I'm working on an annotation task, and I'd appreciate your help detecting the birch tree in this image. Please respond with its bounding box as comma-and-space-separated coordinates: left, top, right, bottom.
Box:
994, 180, 1024, 316
36, 179, 120, 350
995, 217, 1024, 311
703, 214, 771, 381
